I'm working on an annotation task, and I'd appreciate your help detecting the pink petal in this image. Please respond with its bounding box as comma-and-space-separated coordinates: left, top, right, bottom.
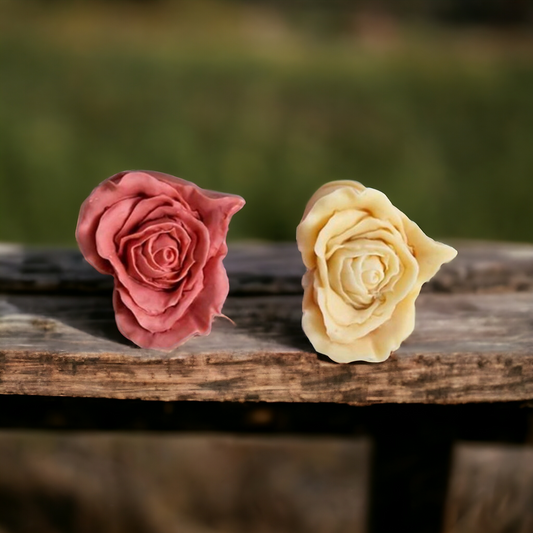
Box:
113, 255, 229, 349
114, 270, 204, 333
78, 194, 140, 274
114, 195, 187, 244
77, 170, 244, 349
142, 171, 245, 257
113, 291, 200, 350
114, 219, 209, 315
130, 225, 192, 284
94, 197, 140, 264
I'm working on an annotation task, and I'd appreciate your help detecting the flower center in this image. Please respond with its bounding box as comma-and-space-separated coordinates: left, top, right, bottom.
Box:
359, 255, 385, 291
149, 233, 181, 272
155, 246, 178, 268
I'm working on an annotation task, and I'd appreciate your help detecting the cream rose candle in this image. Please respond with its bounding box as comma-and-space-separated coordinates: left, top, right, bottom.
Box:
297, 180, 457, 364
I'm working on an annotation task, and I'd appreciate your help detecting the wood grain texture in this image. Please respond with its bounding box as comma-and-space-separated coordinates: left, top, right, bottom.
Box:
0, 240, 533, 294
444, 443, 533, 533
0, 290, 532, 404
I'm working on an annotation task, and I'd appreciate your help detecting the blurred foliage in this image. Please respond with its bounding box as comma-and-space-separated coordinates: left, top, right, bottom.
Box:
1, 0, 533, 244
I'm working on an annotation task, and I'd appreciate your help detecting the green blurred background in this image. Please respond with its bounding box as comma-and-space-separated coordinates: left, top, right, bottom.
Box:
1, 0, 533, 245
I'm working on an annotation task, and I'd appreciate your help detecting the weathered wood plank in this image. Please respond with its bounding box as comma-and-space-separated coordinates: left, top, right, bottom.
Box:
0, 240, 532, 294
443, 443, 533, 533
0, 432, 370, 533
0, 291, 532, 404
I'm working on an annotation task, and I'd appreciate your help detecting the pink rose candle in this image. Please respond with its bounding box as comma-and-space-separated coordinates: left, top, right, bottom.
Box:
76, 170, 245, 350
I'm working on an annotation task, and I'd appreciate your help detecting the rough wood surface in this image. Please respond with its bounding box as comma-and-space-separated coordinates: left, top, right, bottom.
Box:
0, 289, 532, 404
1, 240, 533, 294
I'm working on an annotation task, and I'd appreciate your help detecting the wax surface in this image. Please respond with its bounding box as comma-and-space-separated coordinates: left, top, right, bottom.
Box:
77, 170, 245, 350
297, 180, 457, 363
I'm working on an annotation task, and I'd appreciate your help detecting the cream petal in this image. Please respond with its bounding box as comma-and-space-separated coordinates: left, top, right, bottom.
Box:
328, 243, 384, 308
316, 283, 383, 338
299, 180, 457, 364
297, 188, 367, 269
308, 289, 418, 364
301, 187, 408, 260
316, 216, 411, 300
336, 254, 373, 308
401, 215, 458, 284
302, 280, 378, 364
363, 289, 419, 362
301, 180, 365, 220
321, 236, 418, 336
360, 256, 384, 289
332, 238, 401, 297
315, 210, 368, 261
344, 256, 369, 298
325, 217, 395, 260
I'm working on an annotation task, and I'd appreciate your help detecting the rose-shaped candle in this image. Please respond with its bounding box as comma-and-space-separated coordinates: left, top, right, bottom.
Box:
297, 180, 457, 363
76, 170, 244, 350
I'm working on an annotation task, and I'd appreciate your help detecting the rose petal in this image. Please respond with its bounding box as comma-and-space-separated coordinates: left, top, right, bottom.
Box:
76, 171, 129, 274
297, 179, 457, 363
81, 196, 140, 273
76, 171, 181, 272
77, 170, 244, 350
114, 263, 202, 333
298, 186, 408, 270
301, 180, 365, 220
112, 217, 210, 315
131, 246, 173, 286
111, 171, 185, 201
302, 277, 418, 363
328, 242, 391, 309
143, 171, 245, 258
78, 170, 244, 273
113, 255, 229, 349
315, 225, 419, 342
128, 225, 193, 283
128, 236, 187, 291
115, 195, 188, 245
401, 215, 458, 284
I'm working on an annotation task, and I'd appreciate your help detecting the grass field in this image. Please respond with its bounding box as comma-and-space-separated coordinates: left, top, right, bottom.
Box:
1, 1, 533, 245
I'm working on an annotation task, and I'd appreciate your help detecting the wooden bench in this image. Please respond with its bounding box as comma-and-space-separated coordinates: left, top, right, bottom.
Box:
0, 240, 532, 532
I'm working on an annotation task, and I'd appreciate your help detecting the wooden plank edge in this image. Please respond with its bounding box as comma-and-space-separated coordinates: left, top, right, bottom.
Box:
0, 349, 531, 405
